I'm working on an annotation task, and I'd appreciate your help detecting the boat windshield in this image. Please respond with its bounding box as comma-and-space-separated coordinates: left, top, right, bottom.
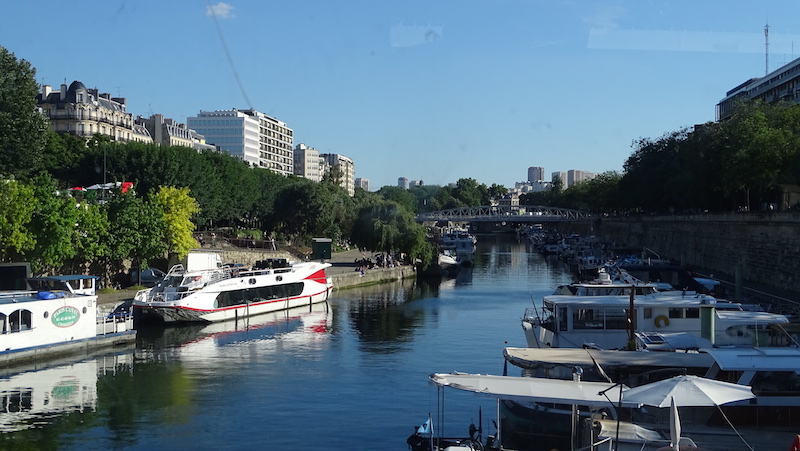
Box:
160, 275, 184, 288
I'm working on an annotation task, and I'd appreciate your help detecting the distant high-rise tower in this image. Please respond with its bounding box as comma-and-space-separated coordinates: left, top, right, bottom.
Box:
527, 166, 544, 182
398, 177, 409, 189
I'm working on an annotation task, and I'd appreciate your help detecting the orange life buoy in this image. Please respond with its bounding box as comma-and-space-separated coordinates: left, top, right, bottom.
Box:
654, 315, 670, 328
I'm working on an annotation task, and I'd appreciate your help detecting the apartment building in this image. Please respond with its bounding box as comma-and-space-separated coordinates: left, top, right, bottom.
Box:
187, 108, 294, 175
37, 81, 136, 142
321, 153, 355, 197
717, 57, 800, 121
294, 143, 323, 182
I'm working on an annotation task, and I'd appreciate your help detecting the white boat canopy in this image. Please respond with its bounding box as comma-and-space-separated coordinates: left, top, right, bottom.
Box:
702, 346, 800, 371
429, 372, 639, 408
503, 347, 713, 371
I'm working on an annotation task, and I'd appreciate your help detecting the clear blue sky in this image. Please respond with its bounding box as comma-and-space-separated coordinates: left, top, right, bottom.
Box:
2, 1, 798, 189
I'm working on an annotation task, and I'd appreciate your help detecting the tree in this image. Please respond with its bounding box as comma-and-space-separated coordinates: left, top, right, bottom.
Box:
273, 181, 334, 245
377, 186, 416, 213
453, 178, 488, 206
487, 183, 509, 201
0, 46, 49, 178
72, 201, 110, 276
350, 200, 431, 265
106, 188, 166, 281
0, 176, 36, 261
153, 186, 200, 261
27, 172, 81, 274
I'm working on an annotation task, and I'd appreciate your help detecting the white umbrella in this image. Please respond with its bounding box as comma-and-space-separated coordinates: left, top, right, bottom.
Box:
621, 374, 754, 408
669, 396, 680, 450
623, 375, 754, 451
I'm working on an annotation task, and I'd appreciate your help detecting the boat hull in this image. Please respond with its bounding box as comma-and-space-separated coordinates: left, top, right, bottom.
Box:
134, 289, 331, 324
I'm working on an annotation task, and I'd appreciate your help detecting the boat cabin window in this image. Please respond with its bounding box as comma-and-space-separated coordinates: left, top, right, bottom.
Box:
668, 308, 685, 319
643, 307, 652, 319
750, 371, 800, 394
215, 282, 305, 308
685, 308, 700, 318
0, 313, 5, 333
571, 307, 630, 330
8, 309, 32, 333
558, 307, 568, 331
1, 388, 33, 413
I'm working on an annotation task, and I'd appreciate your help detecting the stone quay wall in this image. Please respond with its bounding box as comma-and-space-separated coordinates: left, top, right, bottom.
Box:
590, 212, 800, 296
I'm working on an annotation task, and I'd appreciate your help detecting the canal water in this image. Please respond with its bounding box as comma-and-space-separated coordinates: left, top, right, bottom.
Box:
1, 235, 575, 450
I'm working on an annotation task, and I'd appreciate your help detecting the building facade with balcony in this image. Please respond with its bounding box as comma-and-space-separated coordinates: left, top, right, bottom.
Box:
37, 81, 135, 142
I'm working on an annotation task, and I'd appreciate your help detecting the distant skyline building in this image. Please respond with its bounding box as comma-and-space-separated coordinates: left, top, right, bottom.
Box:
322, 153, 355, 197
513, 180, 551, 194
293, 143, 322, 182
355, 177, 370, 191
410, 180, 423, 187
527, 166, 544, 182
187, 108, 294, 176
398, 177, 409, 189
567, 169, 596, 187
552, 171, 568, 188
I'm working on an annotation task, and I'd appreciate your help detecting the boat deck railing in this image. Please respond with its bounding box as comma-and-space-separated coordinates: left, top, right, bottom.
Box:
96, 312, 133, 335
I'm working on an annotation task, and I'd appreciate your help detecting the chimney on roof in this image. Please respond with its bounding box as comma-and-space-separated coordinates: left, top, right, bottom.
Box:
42, 85, 51, 98
60, 83, 67, 101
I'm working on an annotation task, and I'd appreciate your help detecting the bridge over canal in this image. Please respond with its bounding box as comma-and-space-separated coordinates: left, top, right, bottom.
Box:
417, 205, 594, 232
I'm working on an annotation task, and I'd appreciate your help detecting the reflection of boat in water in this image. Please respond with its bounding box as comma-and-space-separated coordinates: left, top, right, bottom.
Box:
133, 250, 333, 325
136, 302, 332, 362
0, 353, 132, 432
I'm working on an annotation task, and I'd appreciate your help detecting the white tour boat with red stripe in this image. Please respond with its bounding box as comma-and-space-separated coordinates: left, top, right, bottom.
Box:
132, 250, 332, 324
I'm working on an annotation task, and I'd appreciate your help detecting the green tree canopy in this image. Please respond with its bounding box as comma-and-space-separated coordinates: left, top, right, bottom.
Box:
0, 46, 49, 179
153, 186, 200, 260
0, 176, 36, 261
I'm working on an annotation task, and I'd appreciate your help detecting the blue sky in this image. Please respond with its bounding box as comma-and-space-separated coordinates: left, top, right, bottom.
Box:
2, 1, 798, 189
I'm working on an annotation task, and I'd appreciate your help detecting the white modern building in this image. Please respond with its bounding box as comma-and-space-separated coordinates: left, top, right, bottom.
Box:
567, 169, 596, 187
294, 143, 322, 182
355, 177, 370, 191
552, 171, 568, 188
513, 180, 551, 193
717, 56, 800, 121
187, 108, 294, 175
321, 153, 355, 196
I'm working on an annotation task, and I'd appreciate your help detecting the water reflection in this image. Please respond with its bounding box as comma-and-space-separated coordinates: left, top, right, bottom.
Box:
135, 302, 333, 364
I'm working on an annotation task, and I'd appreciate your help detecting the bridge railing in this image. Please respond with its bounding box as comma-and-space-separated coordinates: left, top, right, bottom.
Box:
416, 205, 593, 222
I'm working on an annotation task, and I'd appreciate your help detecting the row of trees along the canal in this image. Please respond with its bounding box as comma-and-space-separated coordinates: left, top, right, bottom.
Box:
522, 99, 800, 214
0, 46, 512, 282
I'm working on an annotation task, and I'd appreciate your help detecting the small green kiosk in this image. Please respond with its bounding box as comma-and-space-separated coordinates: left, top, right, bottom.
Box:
311, 238, 332, 261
